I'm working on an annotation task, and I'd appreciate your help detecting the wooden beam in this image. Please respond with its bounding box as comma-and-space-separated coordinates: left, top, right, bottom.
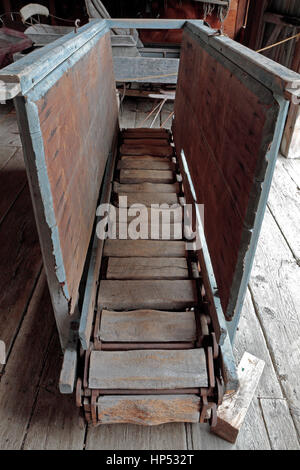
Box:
0, 340, 5, 365
114, 57, 179, 83
264, 11, 300, 28
59, 348, 77, 394
212, 352, 265, 443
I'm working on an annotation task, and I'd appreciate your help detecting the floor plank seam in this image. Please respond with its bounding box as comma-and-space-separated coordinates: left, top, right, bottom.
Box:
248, 285, 300, 444
267, 202, 300, 266
20, 325, 57, 450
257, 397, 274, 450
0, 182, 28, 228
0, 265, 43, 378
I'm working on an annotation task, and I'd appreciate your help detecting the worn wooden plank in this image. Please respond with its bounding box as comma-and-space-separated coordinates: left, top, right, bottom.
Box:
0, 340, 5, 365
120, 169, 174, 184
233, 289, 283, 399
281, 103, 300, 159
98, 279, 198, 310
260, 398, 300, 450
0, 273, 54, 449
114, 57, 179, 83
121, 128, 169, 139
106, 257, 188, 280
123, 138, 170, 146
97, 395, 200, 425
267, 156, 300, 262
86, 422, 187, 450
110, 204, 183, 224
109, 222, 183, 241
115, 193, 179, 207
23, 333, 86, 450
0, 114, 21, 147
120, 144, 173, 157
89, 348, 208, 389
113, 181, 180, 194
59, 348, 77, 394
0, 145, 19, 171
118, 158, 174, 171
0, 186, 42, 362
100, 309, 196, 343
103, 240, 186, 258
0, 147, 27, 224
212, 352, 265, 444
249, 208, 300, 434
119, 98, 137, 130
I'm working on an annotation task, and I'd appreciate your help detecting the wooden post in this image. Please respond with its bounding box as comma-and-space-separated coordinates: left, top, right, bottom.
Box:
0, 340, 5, 365
211, 352, 265, 443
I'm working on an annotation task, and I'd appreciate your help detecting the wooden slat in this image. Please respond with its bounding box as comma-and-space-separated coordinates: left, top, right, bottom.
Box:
110, 205, 183, 224
120, 144, 173, 157
117, 158, 174, 171
115, 193, 179, 207
113, 56, 179, 84
97, 280, 198, 310
59, 348, 77, 394
97, 395, 200, 425
121, 129, 169, 140
123, 138, 170, 146
109, 222, 183, 241
100, 309, 196, 342
89, 349, 208, 389
113, 181, 180, 193
103, 240, 186, 258
106, 257, 188, 280
120, 169, 174, 184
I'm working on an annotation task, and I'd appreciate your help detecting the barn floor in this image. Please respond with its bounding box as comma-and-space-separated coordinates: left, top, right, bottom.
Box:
0, 97, 299, 450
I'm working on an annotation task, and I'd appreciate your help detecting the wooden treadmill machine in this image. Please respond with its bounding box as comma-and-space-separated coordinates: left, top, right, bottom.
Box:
0, 19, 299, 428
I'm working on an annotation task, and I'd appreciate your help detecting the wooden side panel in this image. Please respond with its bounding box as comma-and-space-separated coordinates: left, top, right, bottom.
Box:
173, 28, 279, 319
30, 32, 118, 311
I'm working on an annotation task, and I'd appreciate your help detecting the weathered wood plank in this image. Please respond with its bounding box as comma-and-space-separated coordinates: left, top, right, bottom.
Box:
117, 158, 174, 171
23, 333, 86, 450
0, 273, 54, 449
109, 222, 183, 240
120, 144, 173, 157
0, 148, 27, 224
249, 208, 300, 434
103, 240, 186, 258
113, 181, 180, 193
0, 186, 42, 361
98, 280, 198, 310
123, 138, 170, 146
59, 348, 77, 394
89, 349, 208, 389
114, 57, 179, 84
85, 422, 187, 450
0, 340, 5, 365
106, 257, 188, 280
100, 309, 196, 342
0, 114, 21, 147
212, 352, 265, 443
267, 156, 300, 262
120, 169, 174, 184
0, 145, 19, 171
97, 395, 200, 425
121, 128, 169, 139
115, 193, 179, 207
260, 398, 299, 450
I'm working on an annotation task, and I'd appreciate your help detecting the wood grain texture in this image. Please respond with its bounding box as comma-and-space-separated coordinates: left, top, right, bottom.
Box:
97, 395, 200, 425
117, 158, 174, 171
120, 169, 174, 184
212, 352, 265, 443
121, 128, 169, 139
32, 32, 118, 311
109, 222, 183, 240
260, 398, 300, 450
100, 309, 196, 342
120, 144, 173, 157
89, 349, 208, 389
123, 138, 170, 146
113, 181, 180, 193
106, 257, 188, 280
173, 28, 279, 319
103, 240, 186, 258
97, 280, 198, 310
115, 193, 179, 207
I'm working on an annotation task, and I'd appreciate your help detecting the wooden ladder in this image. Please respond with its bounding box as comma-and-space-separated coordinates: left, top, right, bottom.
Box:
76, 128, 223, 426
